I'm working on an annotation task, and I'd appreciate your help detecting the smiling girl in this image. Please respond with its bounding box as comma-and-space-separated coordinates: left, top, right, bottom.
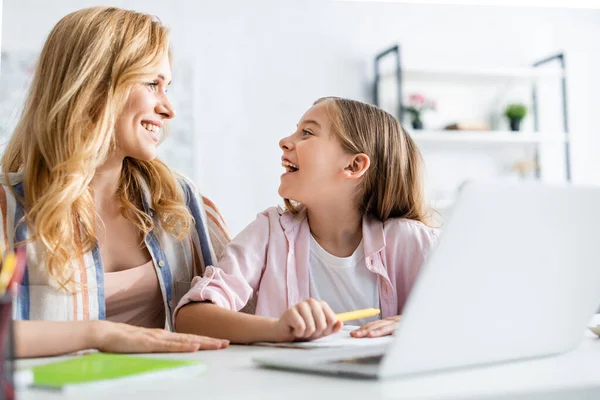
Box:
176, 97, 438, 343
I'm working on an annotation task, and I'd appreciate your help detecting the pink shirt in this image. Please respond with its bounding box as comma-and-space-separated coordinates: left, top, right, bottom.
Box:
175, 206, 438, 319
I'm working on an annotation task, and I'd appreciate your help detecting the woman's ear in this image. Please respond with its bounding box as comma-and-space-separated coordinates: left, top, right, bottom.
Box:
343, 153, 370, 179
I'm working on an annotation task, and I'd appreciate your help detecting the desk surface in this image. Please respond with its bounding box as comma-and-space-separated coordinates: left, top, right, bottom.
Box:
17, 316, 600, 400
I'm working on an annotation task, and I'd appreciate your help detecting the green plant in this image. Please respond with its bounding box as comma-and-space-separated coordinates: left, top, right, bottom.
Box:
504, 104, 527, 121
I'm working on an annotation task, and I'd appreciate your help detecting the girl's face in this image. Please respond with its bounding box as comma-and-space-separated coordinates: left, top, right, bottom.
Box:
278, 102, 354, 207
114, 53, 176, 162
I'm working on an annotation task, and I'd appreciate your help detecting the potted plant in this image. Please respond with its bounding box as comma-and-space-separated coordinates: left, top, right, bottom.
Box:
404, 93, 436, 130
504, 103, 527, 132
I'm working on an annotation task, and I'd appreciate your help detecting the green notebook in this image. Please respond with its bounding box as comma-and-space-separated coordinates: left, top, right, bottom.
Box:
25, 353, 206, 392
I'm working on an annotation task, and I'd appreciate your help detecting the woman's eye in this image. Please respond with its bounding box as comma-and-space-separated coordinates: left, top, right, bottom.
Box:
145, 81, 159, 91
302, 129, 312, 136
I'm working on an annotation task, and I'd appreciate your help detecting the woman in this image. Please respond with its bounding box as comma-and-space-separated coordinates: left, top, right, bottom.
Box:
1, 6, 230, 357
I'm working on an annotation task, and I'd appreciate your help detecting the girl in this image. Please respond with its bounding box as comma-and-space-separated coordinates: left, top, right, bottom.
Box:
3, 6, 230, 357
176, 97, 438, 343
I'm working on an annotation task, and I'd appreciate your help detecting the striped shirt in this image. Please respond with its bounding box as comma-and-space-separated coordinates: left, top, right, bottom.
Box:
0, 171, 230, 331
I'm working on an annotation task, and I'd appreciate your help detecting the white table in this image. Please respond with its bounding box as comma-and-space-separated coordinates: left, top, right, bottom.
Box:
17, 316, 600, 400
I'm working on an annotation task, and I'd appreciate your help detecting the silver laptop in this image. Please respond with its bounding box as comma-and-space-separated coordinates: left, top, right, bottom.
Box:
253, 180, 600, 379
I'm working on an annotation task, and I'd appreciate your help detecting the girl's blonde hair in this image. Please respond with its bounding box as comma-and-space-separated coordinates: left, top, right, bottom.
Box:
285, 97, 431, 225
2, 6, 191, 289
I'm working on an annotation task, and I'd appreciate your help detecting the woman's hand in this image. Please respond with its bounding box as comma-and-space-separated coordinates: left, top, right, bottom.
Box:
92, 320, 230, 353
350, 315, 401, 338
272, 299, 343, 342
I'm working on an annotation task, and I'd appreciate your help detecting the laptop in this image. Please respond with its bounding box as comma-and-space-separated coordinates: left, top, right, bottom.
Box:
253, 180, 600, 379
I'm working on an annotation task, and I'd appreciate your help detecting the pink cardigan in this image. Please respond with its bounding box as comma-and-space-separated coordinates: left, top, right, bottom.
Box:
175, 206, 438, 319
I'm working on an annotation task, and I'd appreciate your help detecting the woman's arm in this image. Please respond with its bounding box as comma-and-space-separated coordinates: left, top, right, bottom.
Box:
176, 299, 342, 344
15, 320, 229, 358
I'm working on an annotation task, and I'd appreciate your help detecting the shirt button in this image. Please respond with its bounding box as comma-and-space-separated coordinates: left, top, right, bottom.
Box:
158, 260, 165, 268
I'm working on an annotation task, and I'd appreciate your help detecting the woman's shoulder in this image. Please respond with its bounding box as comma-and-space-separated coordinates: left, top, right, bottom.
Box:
170, 171, 215, 210
0, 171, 25, 188
169, 171, 231, 232
0, 172, 25, 204
171, 170, 198, 197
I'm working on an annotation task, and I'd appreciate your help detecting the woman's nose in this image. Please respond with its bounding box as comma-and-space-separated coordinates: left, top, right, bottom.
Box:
156, 94, 176, 119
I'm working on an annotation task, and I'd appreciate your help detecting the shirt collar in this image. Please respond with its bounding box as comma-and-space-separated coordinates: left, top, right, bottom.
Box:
279, 204, 385, 257
137, 175, 155, 216
361, 213, 386, 258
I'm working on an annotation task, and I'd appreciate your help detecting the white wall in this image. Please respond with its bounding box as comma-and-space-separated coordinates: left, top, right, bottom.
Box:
2, 0, 599, 234
0, 0, 3, 59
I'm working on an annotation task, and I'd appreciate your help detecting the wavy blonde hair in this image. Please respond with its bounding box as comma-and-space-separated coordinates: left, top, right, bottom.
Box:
285, 97, 432, 226
2, 7, 192, 290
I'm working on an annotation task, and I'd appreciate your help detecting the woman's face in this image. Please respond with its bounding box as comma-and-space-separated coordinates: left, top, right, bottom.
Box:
114, 53, 176, 162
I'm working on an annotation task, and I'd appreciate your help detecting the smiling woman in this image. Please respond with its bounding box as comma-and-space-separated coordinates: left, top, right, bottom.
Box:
0, 6, 230, 358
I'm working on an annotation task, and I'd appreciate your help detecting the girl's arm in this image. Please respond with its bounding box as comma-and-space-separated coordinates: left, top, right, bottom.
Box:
174, 211, 273, 316
15, 320, 229, 358
176, 299, 343, 344
176, 303, 280, 343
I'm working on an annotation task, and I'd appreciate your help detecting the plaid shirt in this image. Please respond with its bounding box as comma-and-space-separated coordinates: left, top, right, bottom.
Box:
0, 171, 230, 331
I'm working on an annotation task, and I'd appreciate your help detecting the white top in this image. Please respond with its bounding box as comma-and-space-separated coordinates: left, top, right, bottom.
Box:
308, 235, 380, 326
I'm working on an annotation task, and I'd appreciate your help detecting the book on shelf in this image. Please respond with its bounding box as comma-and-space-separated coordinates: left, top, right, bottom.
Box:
444, 123, 490, 131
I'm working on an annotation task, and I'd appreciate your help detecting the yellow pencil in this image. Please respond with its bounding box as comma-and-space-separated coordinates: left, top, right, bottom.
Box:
0, 252, 17, 295
335, 308, 381, 322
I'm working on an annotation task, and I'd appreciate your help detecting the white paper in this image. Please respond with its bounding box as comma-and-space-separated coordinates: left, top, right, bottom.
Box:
254, 325, 393, 349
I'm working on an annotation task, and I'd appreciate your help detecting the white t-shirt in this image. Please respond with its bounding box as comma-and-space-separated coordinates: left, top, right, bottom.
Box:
308, 234, 380, 326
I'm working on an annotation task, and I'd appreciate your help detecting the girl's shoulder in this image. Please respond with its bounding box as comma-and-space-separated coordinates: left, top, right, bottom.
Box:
382, 217, 439, 243
238, 205, 307, 237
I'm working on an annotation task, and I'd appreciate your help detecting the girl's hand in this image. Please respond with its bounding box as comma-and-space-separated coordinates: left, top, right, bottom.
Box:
272, 299, 343, 342
350, 315, 401, 338
92, 320, 230, 353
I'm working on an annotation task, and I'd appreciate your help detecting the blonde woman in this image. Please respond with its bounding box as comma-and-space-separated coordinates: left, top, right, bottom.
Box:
176, 97, 438, 343
1, 7, 230, 357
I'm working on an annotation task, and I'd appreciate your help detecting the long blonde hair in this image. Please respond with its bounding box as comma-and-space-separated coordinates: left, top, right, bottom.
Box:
2, 7, 191, 289
285, 97, 431, 225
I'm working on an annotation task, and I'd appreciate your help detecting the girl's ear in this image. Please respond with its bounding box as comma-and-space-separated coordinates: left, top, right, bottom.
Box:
343, 153, 370, 179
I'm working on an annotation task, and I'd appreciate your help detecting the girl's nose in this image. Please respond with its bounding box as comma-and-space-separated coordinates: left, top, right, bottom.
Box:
279, 135, 294, 151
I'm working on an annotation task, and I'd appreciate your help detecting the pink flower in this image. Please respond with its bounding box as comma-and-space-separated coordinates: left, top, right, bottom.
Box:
406, 93, 435, 113
409, 94, 425, 105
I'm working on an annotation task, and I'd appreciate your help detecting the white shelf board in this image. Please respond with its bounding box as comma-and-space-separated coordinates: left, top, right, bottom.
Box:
409, 130, 568, 144
383, 66, 565, 81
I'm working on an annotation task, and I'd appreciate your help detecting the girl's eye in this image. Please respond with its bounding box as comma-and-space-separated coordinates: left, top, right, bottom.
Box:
302, 129, 312, 137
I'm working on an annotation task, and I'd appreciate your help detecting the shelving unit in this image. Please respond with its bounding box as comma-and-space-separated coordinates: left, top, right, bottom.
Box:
392, 66, 565, 81
410, 130, 567, 145
373, 44, 571, 213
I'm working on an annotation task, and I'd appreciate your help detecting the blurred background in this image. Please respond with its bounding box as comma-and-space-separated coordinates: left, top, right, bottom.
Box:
1, 0, 599, 234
